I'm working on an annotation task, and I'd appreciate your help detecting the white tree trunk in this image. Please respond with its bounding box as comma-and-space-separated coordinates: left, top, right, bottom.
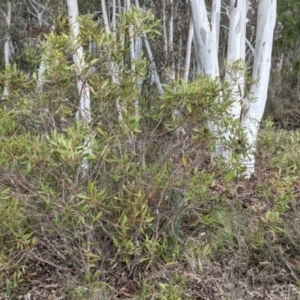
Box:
184, 18, 194, 81
1, 1, 11, 100
222, 0, 247, 160
101, 0, 110, 34
168, 0, 175, 81
211, 0, 221, 53
135, 36, 143, 92
27, 0, 49, 92
225, 0, 247, 116
101, 0, 124, 121
191, 0, 223, 157
135, 0, 164, 95
112, 0, 116, 31
37, 56, 46, 92
191, 0, 276, 177
190, 0, 219, 78
67, 0, 92, 175
162, 0, 168, 58
126, 0, 141, 130
241, 0, 276, 177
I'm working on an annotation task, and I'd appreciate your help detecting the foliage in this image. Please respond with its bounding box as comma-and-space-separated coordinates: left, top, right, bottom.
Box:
276, 0, 300, 52
0, 5, 300, 300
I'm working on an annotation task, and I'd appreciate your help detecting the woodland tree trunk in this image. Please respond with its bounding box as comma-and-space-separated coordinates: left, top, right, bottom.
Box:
191, 0, 276, 177
67, 0, 92, 175
222, 0, 247, 161
2, 1, 11, 100
241, 0, 276, 177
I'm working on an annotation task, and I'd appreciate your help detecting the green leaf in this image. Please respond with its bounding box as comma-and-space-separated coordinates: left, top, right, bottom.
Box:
76, 194, 90, 200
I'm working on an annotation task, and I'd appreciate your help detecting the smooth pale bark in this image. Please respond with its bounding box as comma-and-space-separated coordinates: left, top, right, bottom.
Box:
37, 57, 46, 92
177, 35, 182, 77
168, 0, 175, 81
183, 18, 194, 81
191, 0, 221, 79
226, 0, 247, 68
28, 0, 49, 92
191, 0, 223, 157
67, 0, 92, 175
135, 36, 143, 96
222, 0, 247, 161
126, 0, 135, 73
191, 0, 276, 177
67, 0, 91, 123
101, 0, 110, 34
135, 0, 164, 95
112, 0, 116, 31
241, 0, 276, 177
222, 24, 255, 57
101, 0, 123, 121
190, 0, 219, 78
162, 0, 168, 58
211, 0, 221, 52
126, 0, 141, 124
226, 2, 247, 118
129, 5, 142, 147
1, 1, 11, 100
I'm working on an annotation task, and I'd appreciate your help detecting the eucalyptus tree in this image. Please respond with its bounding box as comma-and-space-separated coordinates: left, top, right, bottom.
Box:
1, 1, 11, 99
143, 0, 190, 82
183, 18, 193, 81
190, 0, 276, 177
26, 0, 49, 91
100, 0, 124, 122
0, 0, 277, 178
241, 0, 276, 175
67, 0, 92, 175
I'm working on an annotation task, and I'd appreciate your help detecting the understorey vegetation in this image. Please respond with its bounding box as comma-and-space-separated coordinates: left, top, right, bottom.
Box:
1, 1, 300, 300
